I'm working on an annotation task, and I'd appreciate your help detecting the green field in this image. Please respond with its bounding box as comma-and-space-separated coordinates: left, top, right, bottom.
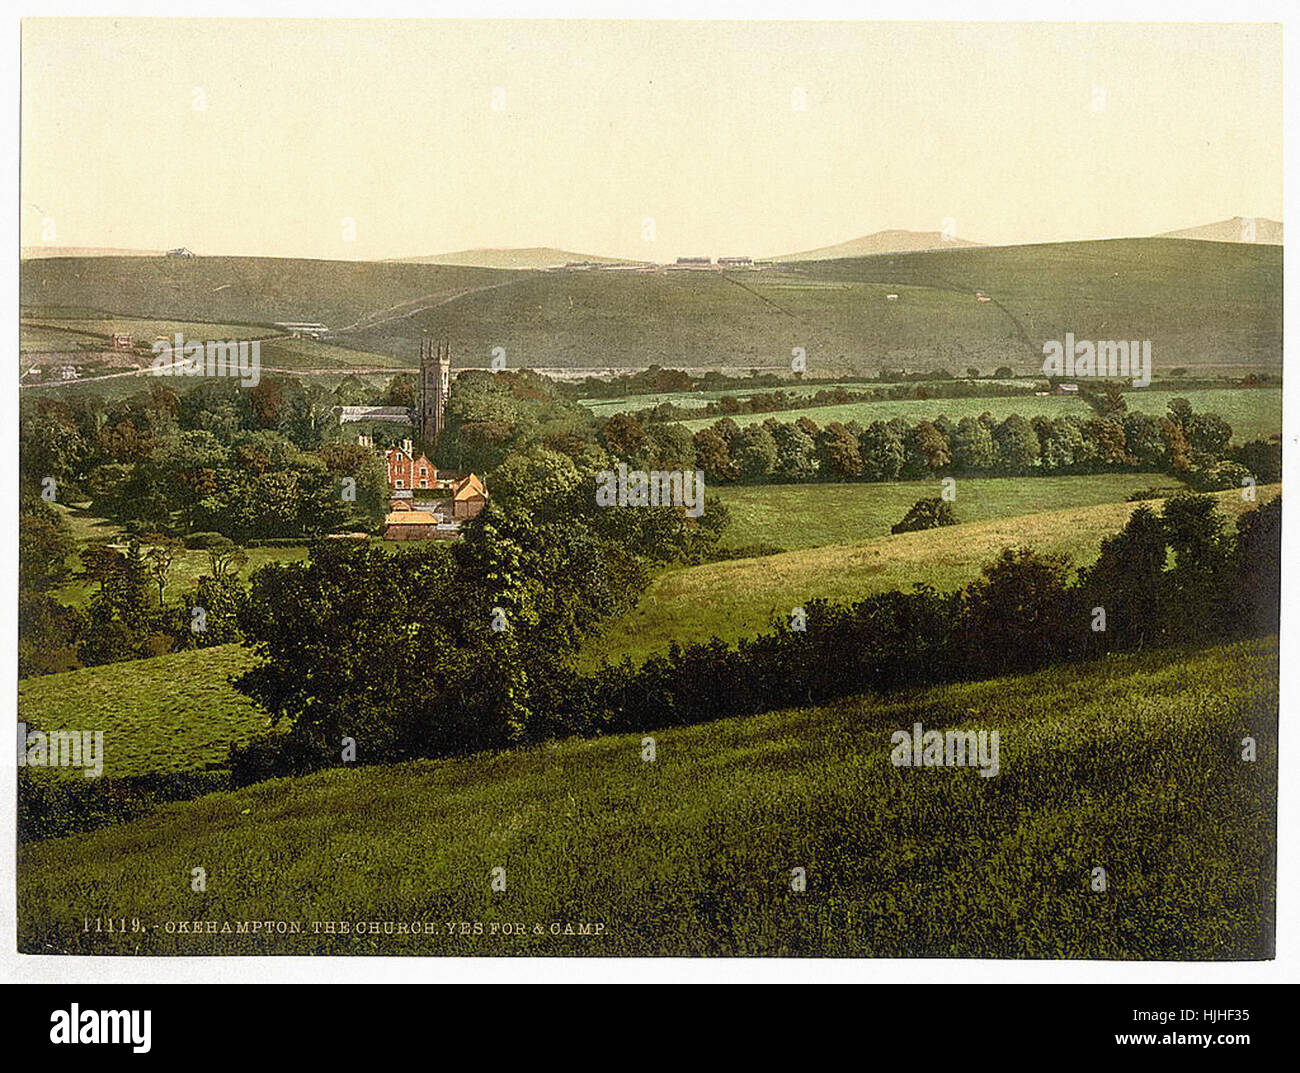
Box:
51, 506, 310, 609
17, 637, 1276, 957
596, 484, 1279, 665
17, 645, 265, 779
20, 316, 271, 350
714, 472, 1185, 552
20, 238, 1282, 374
28, 484, 1274, 778
677, 387, 1282, 444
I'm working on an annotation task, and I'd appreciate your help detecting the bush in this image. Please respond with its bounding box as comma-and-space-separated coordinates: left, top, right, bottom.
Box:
183, 532, 228, 550
1187, 461, 1254, 493
891, 497, 958, 535
18, 767, 228, 843
228, 732, 336, 787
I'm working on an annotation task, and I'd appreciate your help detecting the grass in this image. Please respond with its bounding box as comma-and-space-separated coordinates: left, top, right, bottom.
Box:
677, 388, 1282, 444
20, 238, 1281, 374
50, 505, 310, 609
713, 471, 1185, 552
16, 637, 1276, 958
593, 484, 1279, 665
20, 315, 269, 348
17, 645, 266, 779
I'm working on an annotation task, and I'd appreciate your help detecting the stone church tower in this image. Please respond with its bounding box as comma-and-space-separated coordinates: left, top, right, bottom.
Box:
419, 337, 451, 444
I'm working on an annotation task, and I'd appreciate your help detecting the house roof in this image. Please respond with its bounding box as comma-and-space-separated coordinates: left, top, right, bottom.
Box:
384, 511, 439, 526
452, 473, 487, 500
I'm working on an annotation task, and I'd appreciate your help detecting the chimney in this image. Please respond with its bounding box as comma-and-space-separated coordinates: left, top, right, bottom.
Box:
404, 438, 413, 455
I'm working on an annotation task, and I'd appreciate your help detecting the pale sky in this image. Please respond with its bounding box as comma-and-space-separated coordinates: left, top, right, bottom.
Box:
21, 19, 1283, 261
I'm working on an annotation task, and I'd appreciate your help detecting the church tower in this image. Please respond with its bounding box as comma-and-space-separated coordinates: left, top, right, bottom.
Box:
418, 337, 451, 444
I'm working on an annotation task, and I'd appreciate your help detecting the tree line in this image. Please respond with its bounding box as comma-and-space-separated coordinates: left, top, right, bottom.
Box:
227, 491, 1279, 784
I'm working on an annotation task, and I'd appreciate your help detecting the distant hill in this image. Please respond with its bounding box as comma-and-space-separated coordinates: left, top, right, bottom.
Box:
21, 246, 165, 259
778, 229, 984, 261
386, 247, 644, 270
1157, 217, 1283, 244
20, 238, 1281, 376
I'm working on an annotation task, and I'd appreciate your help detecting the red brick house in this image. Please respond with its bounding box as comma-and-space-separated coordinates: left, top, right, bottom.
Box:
384, 444, 438, 491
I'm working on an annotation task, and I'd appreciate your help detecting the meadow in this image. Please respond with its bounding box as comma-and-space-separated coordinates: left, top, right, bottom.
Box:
677, 387, 1283, 444
713, 471, 1185, 552
594, 484, 1279, 665
17, 637, 1276, 958
51, 505, 310, 609
18, 644, 265, 779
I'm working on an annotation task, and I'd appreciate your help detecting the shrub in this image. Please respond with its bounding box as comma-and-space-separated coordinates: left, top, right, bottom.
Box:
891, 497, 958, 535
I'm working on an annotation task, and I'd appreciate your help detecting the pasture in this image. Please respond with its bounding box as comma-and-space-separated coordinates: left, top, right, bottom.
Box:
593, 484, 1279, 665
713, 471, 1185, 552
17, 637, 1276, 958
676, 387, 1283, 444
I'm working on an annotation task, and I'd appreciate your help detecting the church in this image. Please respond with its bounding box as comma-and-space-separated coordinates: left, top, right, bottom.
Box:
375, 341, 489, 538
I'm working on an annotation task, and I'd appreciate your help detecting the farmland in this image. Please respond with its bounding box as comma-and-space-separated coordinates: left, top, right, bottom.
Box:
676, 387, 1283, 444
594, 484, 1279, 665
712, 471, 1186, 553
17, 637, 1276, 958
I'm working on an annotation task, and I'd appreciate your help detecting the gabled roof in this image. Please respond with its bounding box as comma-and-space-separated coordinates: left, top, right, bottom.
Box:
385, 510, 439, 526
451, 473, 488, 500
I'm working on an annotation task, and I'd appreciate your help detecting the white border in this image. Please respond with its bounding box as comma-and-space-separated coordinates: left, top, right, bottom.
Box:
2, 0, 1295, 985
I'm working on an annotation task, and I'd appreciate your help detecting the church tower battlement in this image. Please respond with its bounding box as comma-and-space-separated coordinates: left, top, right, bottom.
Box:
419, 337, 451, 444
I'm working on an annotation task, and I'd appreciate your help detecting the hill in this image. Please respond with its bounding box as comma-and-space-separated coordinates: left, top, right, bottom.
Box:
1157, 217, 1283, 244
386, 247, 642, 269
20, 483, 1261, 768
16, 637, 1276, 957
594, 484, 1279, 665
17, 645, 265, 779
20, 238, 1282, 373
778, 228, 984, 261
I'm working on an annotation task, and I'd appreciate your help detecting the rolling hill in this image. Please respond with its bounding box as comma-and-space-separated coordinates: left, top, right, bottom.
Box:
20, 237, 1282, 373
593, 484, 1280, 665
778, 228, 983, 260
1158, 217, 1283, 244
21, 246, 166, 259
17, 637, 1277, 957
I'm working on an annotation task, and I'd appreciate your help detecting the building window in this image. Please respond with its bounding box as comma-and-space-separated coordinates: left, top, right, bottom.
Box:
395, 480, 404, 488
419, 467, 427, 476
419, 479, 428, 488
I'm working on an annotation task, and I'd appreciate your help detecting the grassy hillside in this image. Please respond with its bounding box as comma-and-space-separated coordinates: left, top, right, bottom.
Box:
678, 387, 1283, 443
19, 256, 516, 358
17, 645, 265, 778
714, 472, 1185, 553
21, 238, 1281, 374
596, 484, 1279, 665
17, 637, 1276, 958
799, 237, 1281, 369
50, 505, 309, 609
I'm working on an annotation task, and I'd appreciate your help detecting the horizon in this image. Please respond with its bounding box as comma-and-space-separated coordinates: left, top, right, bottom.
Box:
19, 216, 1287, 265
